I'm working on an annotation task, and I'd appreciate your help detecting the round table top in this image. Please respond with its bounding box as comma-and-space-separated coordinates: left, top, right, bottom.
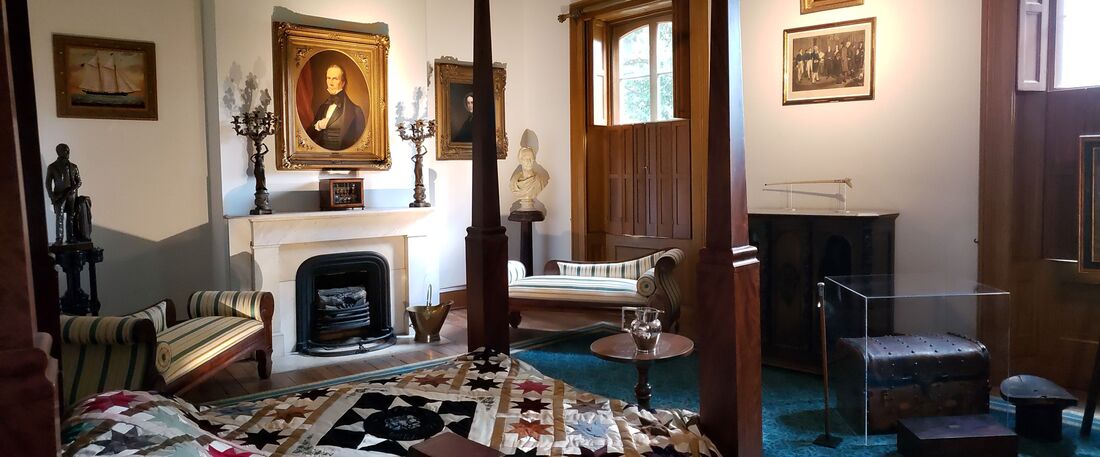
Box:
590, 332, 694, 363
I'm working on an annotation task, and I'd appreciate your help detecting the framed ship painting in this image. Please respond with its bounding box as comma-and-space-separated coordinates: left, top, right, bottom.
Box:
53, 34, 157, 120
273, 22, 391, 170
1079, 135, 1100, 272
434, 57, 507, 160
782, 18, 875, 105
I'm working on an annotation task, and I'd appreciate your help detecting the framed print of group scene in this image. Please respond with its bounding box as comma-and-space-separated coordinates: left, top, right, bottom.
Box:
273, 22, 391, 170
434, 57, 507, 160
52, 34, 157, 120
783, 17, 875, 105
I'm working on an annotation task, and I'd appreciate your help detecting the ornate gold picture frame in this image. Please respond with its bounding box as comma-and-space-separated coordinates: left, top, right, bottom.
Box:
273, 22, 390, 170
434, 57, 507, 160
801, 0, 863, 14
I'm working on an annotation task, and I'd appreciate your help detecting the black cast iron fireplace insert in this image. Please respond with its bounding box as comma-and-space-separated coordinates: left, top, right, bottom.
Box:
295, 252, 395, 356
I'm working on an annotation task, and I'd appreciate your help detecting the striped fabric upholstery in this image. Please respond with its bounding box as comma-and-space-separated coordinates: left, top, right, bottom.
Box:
60, 315, 156, 406
127, 300, 170, 332
509, 276, 648, 304
507, 260, 527, 284
187, 291, 265, 321
158, 316, 263, 384
558, 251, 665, 280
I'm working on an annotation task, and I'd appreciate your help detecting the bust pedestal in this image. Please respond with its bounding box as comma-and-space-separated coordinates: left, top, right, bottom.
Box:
508, 210, 545, 276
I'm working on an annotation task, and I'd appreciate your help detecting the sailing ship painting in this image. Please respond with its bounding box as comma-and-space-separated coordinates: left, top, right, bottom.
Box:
53, 34, 157, 120
70, 48, 145, 108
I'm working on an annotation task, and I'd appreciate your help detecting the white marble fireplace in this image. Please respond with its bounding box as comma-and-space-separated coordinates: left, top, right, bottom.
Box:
226, 208, 439, 357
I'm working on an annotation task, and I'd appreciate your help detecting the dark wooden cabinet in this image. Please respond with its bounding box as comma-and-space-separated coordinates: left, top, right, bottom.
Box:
749, 209, 897, 373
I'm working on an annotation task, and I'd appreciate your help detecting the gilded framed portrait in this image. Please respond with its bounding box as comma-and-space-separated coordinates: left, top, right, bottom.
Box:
783, 18, 875, 105
434, 57, 507, 160
52, 34, 157, 120
801, 0, 863, 14
1079, 135, 1100, 272
273, 22, 390, 170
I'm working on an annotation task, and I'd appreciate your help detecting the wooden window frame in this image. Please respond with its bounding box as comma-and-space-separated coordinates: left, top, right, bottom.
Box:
1019, 0, 1100, 91
609, 12, 674, 125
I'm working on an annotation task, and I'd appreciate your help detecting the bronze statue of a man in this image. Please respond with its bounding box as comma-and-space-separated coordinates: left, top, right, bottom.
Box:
45, 143, 82, 244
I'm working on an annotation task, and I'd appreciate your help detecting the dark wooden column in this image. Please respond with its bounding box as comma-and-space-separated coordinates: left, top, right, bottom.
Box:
465, 0, 510, 354
0, 0, 61, 454
696, 0, 762, 455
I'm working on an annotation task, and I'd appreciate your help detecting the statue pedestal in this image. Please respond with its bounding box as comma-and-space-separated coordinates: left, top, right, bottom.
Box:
49, 242, 103, 316
508, 210, 545, 276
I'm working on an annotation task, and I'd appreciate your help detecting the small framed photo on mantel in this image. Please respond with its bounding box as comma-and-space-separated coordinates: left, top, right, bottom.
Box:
783, 17, 875, 105
801, 0, 864, 14
52, 34, 158, 120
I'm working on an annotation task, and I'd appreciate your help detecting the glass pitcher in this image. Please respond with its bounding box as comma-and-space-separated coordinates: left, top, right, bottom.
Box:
621, 306, 663, 353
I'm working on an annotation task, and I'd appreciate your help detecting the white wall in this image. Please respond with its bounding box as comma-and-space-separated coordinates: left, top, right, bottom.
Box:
741, 1, 982, 330
30, 0, 212, 315
210, 0, 572, 292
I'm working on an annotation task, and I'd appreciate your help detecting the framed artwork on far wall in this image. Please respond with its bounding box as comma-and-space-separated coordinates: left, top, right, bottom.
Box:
434, 56, 507, 160
1079, 135, 1100, 272
783, 17, 875, 105
273, 22, 391, 170
801, 0, 864, 14
52, 34, 157, 120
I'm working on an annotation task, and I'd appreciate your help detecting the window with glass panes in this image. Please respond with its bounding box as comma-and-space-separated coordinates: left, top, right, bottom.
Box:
612, 15, 674, 125
1054, 0, 1100, 89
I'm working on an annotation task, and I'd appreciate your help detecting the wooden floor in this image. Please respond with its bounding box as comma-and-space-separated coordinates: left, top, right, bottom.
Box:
181, 309, 612, 404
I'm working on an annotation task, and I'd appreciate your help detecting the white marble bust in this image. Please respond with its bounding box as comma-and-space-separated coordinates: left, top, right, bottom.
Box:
509, 146, 549, 213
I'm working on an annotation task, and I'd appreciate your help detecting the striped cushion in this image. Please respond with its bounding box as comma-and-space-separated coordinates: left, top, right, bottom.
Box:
507, 260, 527, 284
558, 251, 665, 280
127, 300, 170, 332
61, 341, 154, 406
61, 315, 147, 345
158, 317, 263, 384
509, 275, 647, 304
187, 291, 265, 321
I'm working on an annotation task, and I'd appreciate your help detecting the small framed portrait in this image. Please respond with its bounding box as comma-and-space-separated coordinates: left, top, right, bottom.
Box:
434, 57, 507, 160
273, 22, 390, 170
801, 0, 863, 14
783, 18, 875, 105
52, 34, 157, 120
1079, 135, 1100, 272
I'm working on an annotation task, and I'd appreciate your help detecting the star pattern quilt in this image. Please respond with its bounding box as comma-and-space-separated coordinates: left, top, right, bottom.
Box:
61, 350, 719, 457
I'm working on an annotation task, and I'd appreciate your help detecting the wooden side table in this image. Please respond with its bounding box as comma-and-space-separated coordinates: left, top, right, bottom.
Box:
590, 332, 693, 410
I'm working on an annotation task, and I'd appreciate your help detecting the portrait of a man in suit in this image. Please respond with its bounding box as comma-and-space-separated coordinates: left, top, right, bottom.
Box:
307, 63, 365, 151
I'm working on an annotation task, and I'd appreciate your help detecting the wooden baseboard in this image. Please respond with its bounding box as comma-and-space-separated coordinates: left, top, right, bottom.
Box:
441, 287, 468, 310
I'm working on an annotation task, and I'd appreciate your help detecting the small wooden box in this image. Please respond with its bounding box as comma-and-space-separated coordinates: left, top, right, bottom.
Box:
409, 432, 502, 457
897, 415, 1017, 457
319, 178, 364, 211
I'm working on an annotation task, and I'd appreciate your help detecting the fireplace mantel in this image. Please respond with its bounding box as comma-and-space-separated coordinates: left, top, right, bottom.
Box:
226, 208, 439, 358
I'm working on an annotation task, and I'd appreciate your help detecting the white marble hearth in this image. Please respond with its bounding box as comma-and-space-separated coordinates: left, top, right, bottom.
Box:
226, 208, 439, 360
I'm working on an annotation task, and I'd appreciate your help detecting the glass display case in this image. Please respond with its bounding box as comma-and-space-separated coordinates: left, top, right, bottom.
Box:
821, 274, 1012, 445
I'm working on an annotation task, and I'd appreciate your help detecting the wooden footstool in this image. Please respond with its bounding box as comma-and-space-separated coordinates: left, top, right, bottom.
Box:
1000, 375, 1077, 442
897, 415, 1017, 457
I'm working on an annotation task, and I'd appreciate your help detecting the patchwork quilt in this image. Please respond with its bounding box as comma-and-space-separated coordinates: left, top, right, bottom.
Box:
61, 350, 720, 457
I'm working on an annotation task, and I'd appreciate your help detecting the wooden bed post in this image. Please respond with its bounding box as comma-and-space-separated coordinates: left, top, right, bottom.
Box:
696, 0, 762, 455
465, 0, 511, 354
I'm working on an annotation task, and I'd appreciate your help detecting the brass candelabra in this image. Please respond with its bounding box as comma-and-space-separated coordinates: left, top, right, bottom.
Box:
231, 110, 278, 215
397, 119, 437, 208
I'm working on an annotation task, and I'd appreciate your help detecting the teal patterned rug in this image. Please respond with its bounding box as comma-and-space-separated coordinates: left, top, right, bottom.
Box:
514, 326, 1100, 457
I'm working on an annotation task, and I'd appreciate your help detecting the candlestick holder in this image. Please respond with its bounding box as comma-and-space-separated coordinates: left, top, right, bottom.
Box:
231, 110, 278, 215
397, 119, 437, 208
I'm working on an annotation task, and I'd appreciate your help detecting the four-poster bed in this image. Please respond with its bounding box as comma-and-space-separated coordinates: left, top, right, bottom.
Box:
3, 0, 761, 455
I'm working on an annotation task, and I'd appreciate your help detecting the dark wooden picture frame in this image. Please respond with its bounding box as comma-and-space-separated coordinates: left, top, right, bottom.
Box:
434, 57, 507, 160
782, 17, 875, 105
52, 34, 157, 120
273, 22, 391, 170
1079, 135, 1100, 272
801, 0, 864, 14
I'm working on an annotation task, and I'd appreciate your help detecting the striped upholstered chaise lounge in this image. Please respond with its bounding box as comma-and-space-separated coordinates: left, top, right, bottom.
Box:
507, 249, 684, 331
59, 290, 273, 406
